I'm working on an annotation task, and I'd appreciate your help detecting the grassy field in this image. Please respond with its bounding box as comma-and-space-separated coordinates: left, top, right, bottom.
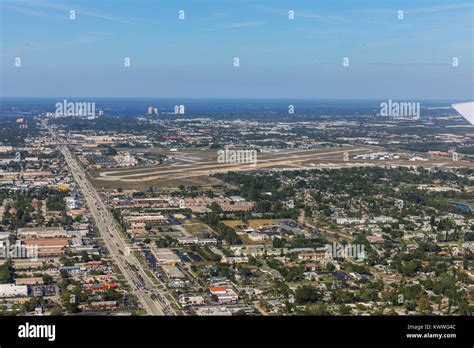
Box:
90, 173, 223, 190
223, 219, 278, 229
183, 223, 213, 235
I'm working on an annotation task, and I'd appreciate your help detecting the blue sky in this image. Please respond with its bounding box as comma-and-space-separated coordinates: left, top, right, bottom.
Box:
0, 0, 473, 99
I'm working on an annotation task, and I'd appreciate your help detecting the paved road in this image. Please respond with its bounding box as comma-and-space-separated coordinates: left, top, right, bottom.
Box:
44, 121, 175, 316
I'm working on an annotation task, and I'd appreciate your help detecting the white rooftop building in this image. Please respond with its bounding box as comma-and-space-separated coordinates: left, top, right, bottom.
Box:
0, 284, 28, 297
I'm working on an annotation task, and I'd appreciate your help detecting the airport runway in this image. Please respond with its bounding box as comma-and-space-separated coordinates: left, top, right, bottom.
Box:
95, 147, 372, 182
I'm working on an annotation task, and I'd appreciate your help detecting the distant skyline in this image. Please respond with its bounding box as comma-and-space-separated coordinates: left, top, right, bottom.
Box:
1, 0, 473, 99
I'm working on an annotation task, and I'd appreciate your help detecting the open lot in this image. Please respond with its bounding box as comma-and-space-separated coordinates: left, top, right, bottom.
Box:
182, 223, 214, 236
223, 219, 279, 229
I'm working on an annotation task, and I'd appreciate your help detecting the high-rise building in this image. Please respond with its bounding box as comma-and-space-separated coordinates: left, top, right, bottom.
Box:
147, 107, 158, 115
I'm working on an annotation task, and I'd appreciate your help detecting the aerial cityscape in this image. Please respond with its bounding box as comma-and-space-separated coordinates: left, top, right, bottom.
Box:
0, 0, 473, 346
0, 97, 472, 319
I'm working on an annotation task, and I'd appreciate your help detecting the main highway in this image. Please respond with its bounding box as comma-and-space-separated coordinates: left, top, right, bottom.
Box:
44, 121, 175, 316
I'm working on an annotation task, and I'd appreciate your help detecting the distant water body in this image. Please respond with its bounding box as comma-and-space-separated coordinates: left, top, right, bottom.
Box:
0, 97, 464, 118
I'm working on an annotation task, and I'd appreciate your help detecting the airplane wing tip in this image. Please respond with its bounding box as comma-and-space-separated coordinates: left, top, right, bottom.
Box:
452, 101, 474, 125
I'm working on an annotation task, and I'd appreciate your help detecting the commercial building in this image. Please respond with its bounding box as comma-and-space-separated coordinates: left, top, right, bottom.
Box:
179, 294, 205, 306
0, 284, 28, 297
209, 287, 239, 303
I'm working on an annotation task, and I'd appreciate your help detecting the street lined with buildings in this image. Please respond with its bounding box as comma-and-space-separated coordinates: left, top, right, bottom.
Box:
45, 121, 175, 316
